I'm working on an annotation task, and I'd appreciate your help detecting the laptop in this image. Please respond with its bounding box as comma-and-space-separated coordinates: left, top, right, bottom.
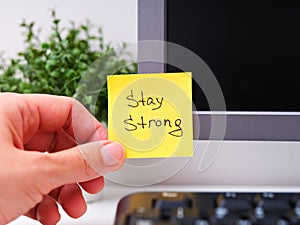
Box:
110, 0, 300, 224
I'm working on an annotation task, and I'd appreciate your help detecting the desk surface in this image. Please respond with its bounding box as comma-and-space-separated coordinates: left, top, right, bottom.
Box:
8, 182, 300, 225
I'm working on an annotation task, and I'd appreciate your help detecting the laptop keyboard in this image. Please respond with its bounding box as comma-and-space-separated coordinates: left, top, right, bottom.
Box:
114, 192, 300, 225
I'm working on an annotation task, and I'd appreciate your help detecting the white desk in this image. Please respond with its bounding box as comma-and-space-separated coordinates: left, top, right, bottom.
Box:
8, 182, 300, 225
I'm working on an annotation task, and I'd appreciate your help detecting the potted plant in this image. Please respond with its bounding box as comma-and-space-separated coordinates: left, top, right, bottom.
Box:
0, 10, 137, 123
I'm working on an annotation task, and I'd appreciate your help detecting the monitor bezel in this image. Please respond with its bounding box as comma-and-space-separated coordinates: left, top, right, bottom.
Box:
137, 0, 300, 141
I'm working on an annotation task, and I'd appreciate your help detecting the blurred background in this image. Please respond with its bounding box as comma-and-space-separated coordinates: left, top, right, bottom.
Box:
0, 0, 137, 58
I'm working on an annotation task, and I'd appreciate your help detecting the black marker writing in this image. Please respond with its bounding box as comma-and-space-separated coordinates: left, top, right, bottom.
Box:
168, 119, 183, 137
126, 90, 164, 110
124, 89, 183, 137
124, 114, 137, 131
124, 115, 183, 137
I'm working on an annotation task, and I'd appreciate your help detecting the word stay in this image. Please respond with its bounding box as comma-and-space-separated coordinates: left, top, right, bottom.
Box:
126, 90, 164, 110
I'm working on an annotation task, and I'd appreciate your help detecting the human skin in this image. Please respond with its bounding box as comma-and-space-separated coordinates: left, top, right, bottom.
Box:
0, 93, 125, 225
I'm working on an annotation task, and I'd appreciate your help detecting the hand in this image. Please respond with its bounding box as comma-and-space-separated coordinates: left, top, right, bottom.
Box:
0, 93, 125, 225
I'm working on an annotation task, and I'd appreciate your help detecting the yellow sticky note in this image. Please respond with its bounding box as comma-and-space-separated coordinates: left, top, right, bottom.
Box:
107, 72, 193, 158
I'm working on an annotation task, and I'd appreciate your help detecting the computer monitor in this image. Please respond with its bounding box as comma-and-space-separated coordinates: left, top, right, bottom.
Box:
139, 0, 300, 141
107, 0, 300, 186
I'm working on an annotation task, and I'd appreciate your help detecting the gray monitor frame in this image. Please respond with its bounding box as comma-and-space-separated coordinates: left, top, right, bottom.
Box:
138, 0, 300, 141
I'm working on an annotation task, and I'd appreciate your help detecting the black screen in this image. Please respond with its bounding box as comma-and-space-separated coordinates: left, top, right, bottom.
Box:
166, 0, 300, 111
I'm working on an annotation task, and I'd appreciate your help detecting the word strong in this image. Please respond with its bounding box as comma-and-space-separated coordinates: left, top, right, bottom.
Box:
124, 90, 183, 137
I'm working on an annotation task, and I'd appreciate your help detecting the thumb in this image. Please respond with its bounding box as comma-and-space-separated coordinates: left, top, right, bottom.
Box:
44, 141, 125, 189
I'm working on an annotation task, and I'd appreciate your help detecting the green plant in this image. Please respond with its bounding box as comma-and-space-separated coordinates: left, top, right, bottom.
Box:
0, 10, 137, 122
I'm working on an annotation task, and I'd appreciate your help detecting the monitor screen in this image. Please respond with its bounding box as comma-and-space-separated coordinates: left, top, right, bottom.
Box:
166, 0, 300, 111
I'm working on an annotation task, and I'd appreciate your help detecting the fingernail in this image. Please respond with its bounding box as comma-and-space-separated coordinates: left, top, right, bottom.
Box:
101, 142, 125, 166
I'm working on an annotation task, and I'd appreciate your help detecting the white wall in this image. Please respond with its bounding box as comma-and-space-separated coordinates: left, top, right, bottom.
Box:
0, 0, 137, 58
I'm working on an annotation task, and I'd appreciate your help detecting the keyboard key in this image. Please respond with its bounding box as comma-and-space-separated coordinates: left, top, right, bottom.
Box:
254, 206, 265, 219
194, 219, 209, 225
160, 208, 171, 220
254, 193, 291, 211
134, 219, 154, 225
214, 207, 229, 219
216, 193, 251, 211
114, 192, 300, 225
276, 219, 290, 225
236, 218, 252, 225
153, 192, 193, 210
171, 207, 200, 224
